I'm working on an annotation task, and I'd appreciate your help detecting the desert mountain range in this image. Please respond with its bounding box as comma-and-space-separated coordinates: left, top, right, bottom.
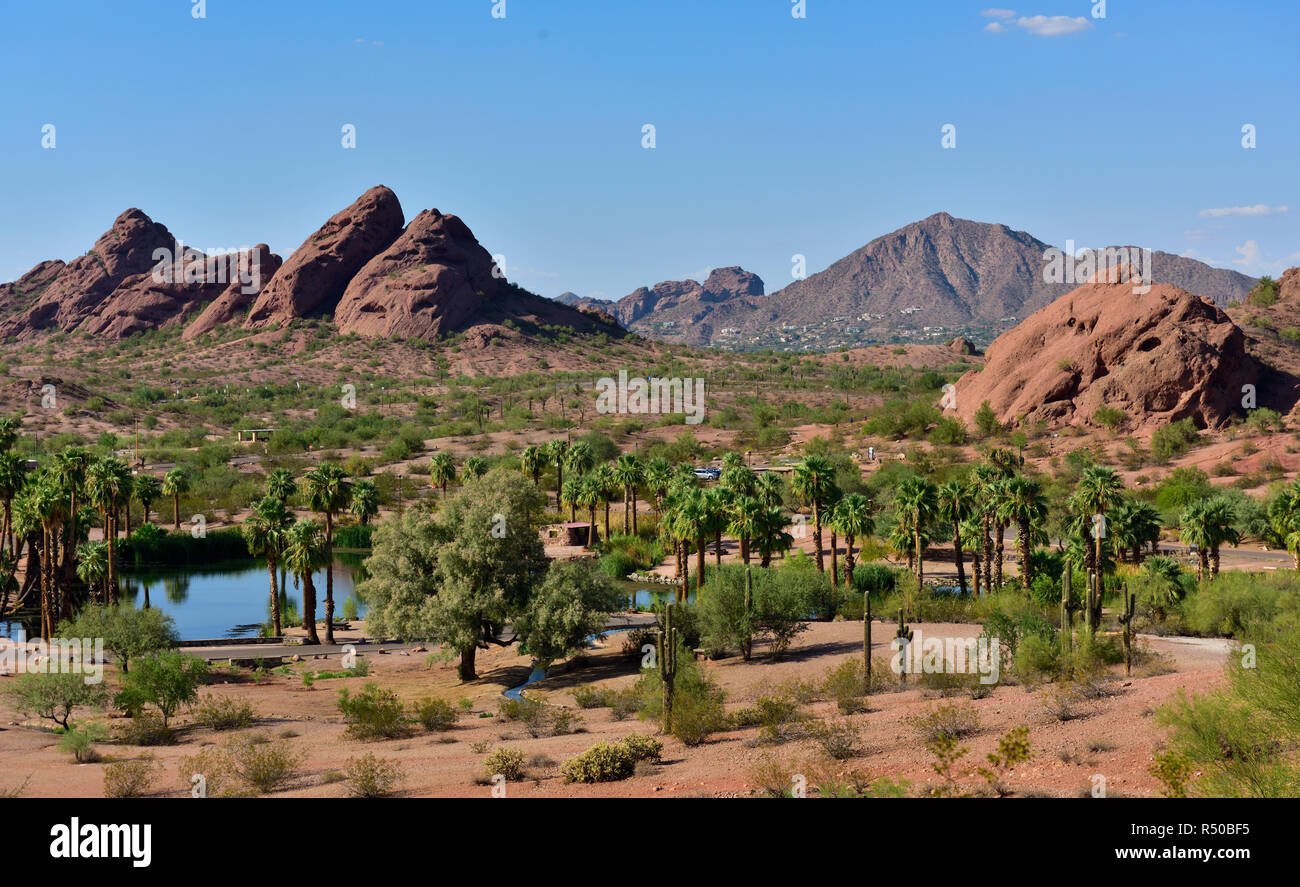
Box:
0, 186, 622, 345
568, 212, 1257, 349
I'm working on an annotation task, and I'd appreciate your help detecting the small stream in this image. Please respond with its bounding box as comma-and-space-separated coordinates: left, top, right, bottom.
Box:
502, 623, 641, 700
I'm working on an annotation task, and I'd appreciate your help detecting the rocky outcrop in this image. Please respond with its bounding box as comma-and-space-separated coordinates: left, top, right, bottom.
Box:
244, 185, 405, 328
949, 336, 977, 355
1278, 266, 1300, 303
951, 273, 1258, 432
615, 267, 765, 329
0, 260, 66, 317
0, 209, 174, 339
333, 209, 501, 339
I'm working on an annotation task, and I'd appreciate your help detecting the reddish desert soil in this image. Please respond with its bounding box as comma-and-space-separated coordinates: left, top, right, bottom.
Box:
0, 620, 1228, 798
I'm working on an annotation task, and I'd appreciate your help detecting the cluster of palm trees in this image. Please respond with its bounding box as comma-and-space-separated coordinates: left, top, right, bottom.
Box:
240, 464, 377, 644
0, 423, 190, 637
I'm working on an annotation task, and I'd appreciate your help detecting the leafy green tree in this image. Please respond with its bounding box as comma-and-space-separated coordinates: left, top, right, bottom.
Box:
114, 651, 209, 727
514, 559, 623, 665
361, 470, 547, 680
1269, 480, 1300, 570
58, 604, 178, 674
7, 671, 107, 729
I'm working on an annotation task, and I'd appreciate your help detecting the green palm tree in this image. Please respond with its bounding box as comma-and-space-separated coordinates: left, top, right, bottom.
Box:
894, 476, 939, 587
162, 467, 190, 532
51, 447, 90, 589
463, 455, 488, 480
350, 479, 379, 525
755, 471, 785, 509
1076, 465, 1125, 586
574, 475, 602, 550
728, 495, 764, 565
282, 518, 326, 644
937, 480, 975, 595
613, 453, 644, 535
0, 416, 20, 453
753, 506, 794, 567
520, 444, 544, 489
643, 456, 672, 515
1110, 499, 1162, 563
303, 464, 352, 644
75, 540, 109, 605
85, 457, 131, 604
0, 451, 28, 556
564, 441, 595, 480
1201, 497, 1241, 578
792, 455, 837, 573
134, 474, 162, 525
997, 476, 1048, 587
429, 453, 456, 499
972, 464, 1001, 593
242, 496, 290, 637
266, 467, 297, 504
1141, 555, 1184, 619
1269, 480, 1300, 570
31, 475, 68, 637
545, 439, 570, 510
959, 514, 984, 596
831, 493, 875, 585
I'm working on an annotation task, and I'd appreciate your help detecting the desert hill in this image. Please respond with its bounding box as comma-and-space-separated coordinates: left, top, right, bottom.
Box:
950, 266, 1259, 433
0, 186, 622, 347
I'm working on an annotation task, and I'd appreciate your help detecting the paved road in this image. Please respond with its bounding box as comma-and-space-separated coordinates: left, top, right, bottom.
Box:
182, 611, 657, 663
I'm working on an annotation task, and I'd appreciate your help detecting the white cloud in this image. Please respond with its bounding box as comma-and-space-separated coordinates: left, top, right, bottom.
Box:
985, 22, 1008, 32
1233, 241, 1263, 266
1015, 15, 1093, 36
1198, 204, 1289, 218
981, 8, 1017, 18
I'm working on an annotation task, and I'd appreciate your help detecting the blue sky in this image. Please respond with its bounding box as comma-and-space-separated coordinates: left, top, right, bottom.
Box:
2, 0, 1296, 298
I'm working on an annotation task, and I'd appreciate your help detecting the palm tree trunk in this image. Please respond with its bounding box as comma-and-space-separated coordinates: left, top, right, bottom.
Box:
302, 571, 320, 644
971, 546, 982, 597
268, 560, 281, 636
844, 534, 857, 581
1018, 518, 1032, 586
714, 528, 722, 568
830, 529, 839, 587
812, 503, 824, 572
631, 489, 638, 534
623, 488, 631, 535
982, 514, 992, 592
106, 512, 118, 605
555, 465, 563, 510
173, 493, 181, 531
953, 523, 967, 595
696, 534, 706, 590
323, 513, 335, 645
603, 501, 611, 543
994, 523, 1005, 589
914, 524, 923, 588
1210, 546, 1220, 579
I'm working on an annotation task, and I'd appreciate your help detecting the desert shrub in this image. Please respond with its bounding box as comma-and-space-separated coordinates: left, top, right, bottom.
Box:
482, 747, 527, 782
498, 696, 580, 737
621, 732, 663, 762
638, 653, 728, 747
1150, 418, 1201, 464
1039, 683, 1089, 721
1182, 571, 1300, 638
572, 686, 612, 709
115, 710, 175, 746
909, 701, 980, 742
805, 718, 861, 760
114, 651, 209, 726
732, 690, 807, 744
608, 688, 643, 721
58, 723, 107, 763
6, 671, 108, 729
1012, 633, 1060, 685
178, 747, 249, 798
103, 757, 159, 798
229, 735, 303, 793
413, 697, 458, 732
822, 659, 870, 713
696, 562, 818, 658
344, 753, 405, 798
338, 684, 410, 740
192, 696, 255, 730
561, 741, 638, 783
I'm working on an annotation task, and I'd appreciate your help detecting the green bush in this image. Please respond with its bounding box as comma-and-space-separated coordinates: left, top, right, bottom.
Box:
338, 684, 410, 739
192, 696, 255, 730
114, 651, 209, 726
413, 697, 458, 732
58, 604, 178, 673
344, 753, 405, 797
482, 747, 526, 781
103, 757, 159, 798
229, 735, 303, 793
58, 723, 107, 763
561, 741, 638, 783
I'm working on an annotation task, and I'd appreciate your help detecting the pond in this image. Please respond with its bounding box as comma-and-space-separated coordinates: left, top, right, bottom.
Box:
114, 554, 369, 641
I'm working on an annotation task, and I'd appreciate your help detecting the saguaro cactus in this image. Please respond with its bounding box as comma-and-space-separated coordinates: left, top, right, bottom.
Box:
1060, 559, 1074, 655
1119, 583, 1136, 676
657, 603, 680, 733
894, 608, 913, 686
863, 587, 873, 687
